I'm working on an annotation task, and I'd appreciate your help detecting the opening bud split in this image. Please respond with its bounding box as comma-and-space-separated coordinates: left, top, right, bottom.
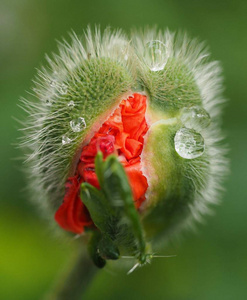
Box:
21, 27, 227, 269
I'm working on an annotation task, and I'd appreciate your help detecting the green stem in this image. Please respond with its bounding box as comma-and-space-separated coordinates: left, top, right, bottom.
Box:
45, 245, 98, 300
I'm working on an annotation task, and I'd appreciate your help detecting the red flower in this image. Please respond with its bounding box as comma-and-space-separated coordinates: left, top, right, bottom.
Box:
55, 94, 149, 233
54, 176, 93, 233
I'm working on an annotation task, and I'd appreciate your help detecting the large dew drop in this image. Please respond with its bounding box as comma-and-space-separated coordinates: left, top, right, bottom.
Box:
180, 106, 211, 130
144, 40, 167, 71
62, 135, 72, 145
70, 117, 87, 132
174, 127, 205, 159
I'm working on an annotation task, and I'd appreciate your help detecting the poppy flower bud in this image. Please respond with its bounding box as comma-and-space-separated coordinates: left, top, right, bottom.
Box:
21, 27, 227, 269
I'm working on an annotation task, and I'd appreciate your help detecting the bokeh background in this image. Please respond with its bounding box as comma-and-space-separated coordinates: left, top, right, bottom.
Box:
0, 0, 246, 299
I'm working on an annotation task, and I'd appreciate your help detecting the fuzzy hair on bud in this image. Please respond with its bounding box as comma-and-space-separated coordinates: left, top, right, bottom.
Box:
20, 28, 135, 214
20, 26, 227, 258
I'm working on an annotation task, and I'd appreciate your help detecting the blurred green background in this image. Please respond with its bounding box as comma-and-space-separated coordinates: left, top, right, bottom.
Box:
0, 0, 246, 299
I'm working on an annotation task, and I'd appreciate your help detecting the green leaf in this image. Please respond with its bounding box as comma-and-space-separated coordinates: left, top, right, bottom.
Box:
80, 182, 115, 234
81, 152, 148, 265
95, 151, 104, 188
87, 231, 106, 269
98, 235, 120, 260
101, 155, 146, 259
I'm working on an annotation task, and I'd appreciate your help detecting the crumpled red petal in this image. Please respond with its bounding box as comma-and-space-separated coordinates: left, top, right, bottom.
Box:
55, 93, 149, 233
54, 176, 92, 233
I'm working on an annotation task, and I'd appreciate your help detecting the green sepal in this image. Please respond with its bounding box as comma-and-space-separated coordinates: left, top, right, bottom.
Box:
101, 155, 146, 259
142, 118, 209, 243
94, 151, 104, 188
98, 235, 120, 260
87, 231, 106, 269
141, 57, 202, 115
81, 152, 148, 266
81, 182, 115, 234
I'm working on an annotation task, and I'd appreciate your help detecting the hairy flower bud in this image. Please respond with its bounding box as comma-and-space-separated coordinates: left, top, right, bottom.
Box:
21, 27, 227, 269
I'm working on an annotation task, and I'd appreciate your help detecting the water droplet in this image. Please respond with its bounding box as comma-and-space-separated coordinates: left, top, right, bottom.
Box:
45, 98, 53, 106
49, 79, 57, 88
70, 117, 87, 132
174, 127, 205, 159
180, 106, 211, 130
58, 83, 67, 95
62, 135, 72, 145
144, 40, 167, 71
68, 100, 75, 109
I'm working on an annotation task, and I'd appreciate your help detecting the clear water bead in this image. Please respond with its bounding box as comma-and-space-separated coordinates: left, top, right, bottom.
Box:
62, 135, 72, 145
144, 40, 167, 71
174, 127, 205, 159
49, 79, 57, 88
67, 100, 75, 109
180, 106, 211, 130
70, 117, 87, 132
58, 83, 67, 95
45, 98, 53, 106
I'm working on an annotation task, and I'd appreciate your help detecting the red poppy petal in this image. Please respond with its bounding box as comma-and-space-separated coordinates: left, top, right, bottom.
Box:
124, 138, 143, 160
125, 162, 148, 205
54, 176, 92, 233
55, 93, 149, 233
121, 93, 147, 140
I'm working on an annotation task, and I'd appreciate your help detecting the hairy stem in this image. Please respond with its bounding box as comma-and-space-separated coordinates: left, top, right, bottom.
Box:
45, 244, 98, 300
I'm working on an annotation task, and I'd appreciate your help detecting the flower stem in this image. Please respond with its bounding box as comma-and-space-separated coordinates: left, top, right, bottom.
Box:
45, 244, 98, 300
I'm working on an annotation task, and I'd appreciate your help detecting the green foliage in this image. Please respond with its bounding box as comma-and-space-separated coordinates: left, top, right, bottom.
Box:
141, 58, 202, 115
81, 152, 148, 267
87, 231, 106, 268
23, 29, 134, 212
142, 119, 209, 244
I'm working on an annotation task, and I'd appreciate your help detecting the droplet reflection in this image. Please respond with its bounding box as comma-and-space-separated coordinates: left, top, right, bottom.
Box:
70, 117, 87, 132
144, 40, 167, 71
174, 127, 205, 159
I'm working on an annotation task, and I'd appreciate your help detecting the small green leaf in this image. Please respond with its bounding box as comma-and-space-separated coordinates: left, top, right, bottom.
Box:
98, 235, 120, 260
88, 231, 106, 269
95, 152, 104, 188
101, 156, 146, 259
80, 182, 115, 234
81, 152, 148, 266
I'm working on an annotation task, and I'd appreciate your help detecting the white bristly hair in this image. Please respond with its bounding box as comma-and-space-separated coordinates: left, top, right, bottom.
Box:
132, 28, 228, 243
19, 26, 228, 244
